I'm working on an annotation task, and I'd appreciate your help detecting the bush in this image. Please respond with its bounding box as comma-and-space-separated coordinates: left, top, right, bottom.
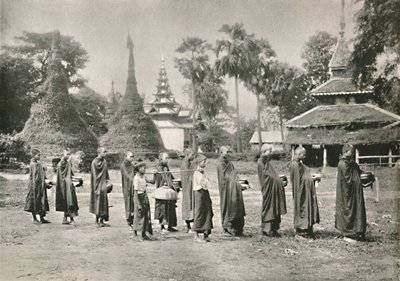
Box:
0, 134, 31, 171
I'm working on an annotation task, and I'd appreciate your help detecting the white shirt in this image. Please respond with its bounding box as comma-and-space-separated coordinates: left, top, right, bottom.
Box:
192, 169, 210, 191
133, 174, 147, 193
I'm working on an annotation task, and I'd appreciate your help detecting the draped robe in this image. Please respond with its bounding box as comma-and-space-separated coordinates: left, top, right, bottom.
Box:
89, 157, 110, 221
335, 158, 367, 235
120, 160, 135, 224
181, 157, 194, 221
55, 159, 79, 217
217, 157, 245, 233
258, 156, 287, 232
154, 163, 177, 227
24, 159, 49, 216
290, 160, 320, 230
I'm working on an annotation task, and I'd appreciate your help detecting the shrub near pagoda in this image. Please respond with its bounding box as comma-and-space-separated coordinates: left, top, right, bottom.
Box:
102, 92, 164, 154
19, 51, 98, 156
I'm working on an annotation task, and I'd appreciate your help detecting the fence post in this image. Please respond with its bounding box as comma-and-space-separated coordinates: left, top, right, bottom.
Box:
388, 148, 393, 167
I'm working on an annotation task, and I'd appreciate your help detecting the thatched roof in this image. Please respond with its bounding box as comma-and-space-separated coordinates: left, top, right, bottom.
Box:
249, 131, 283, 144
286, 124, 400, 145
286, 104, 400, 129
18, 31, 98, 157
311, 78, 372, 96
101, 35, 165, 154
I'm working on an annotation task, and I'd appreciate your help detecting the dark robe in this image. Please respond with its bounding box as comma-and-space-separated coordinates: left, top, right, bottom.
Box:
132, 175, 153, 234
192, 171, 213, 234
89, 157, 110, 221
154, 163, 177, 227
290, 160, 320, 231
55, 159, 79, 217
335, 158, 367, 235
217, 157, 245, 234
24, 159, 49, 216
258, 155, 287, 232
120, 160, 135, 224
181, 157, 194, 221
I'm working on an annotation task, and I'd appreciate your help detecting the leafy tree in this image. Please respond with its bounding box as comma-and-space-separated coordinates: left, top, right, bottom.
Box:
196, 73, 228, 132
254, 61, 316, 151
214, 23, 256, 152
231, 117, 257, 152
175, 37, 212, 152
352, 0, 400, 114
4, 31, 89, 88
0, 53, 40, 133
71, 87, 108, 136
244, 38, 276, 150
301, 31, 337, 86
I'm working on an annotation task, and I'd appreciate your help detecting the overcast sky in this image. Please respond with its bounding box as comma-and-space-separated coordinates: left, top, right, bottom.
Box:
2, 0, 361, 118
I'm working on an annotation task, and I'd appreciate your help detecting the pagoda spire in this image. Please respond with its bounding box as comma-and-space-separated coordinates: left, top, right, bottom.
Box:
126, 34, 137, 91
339, 0, 346, 39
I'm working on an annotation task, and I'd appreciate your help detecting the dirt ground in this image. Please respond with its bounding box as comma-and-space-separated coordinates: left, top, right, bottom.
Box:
0, 160, 399, 281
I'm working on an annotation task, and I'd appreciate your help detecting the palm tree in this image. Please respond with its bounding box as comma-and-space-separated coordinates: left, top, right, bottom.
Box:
214, 23, 255, 152
175, 37, 211, 152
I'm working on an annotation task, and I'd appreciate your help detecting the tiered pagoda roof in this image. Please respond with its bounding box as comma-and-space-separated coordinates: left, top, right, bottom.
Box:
285, 1, 400, 145
146, 53, 192, 126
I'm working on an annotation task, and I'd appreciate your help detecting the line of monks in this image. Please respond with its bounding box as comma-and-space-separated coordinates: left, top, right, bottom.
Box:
24, 143, 367, 242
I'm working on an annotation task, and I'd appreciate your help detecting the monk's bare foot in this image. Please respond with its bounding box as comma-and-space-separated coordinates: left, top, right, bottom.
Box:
40, 219, 51, 224
272, 231, 281, 237
33, 219, 40, 224
194, 236, 206, 243
62, 218, 70, 225
168, 227, 178, 232
142, 235, 153, 241
262, 231, 274, 237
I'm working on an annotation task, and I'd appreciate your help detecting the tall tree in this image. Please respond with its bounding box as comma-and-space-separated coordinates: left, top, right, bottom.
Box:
197, 73, 228, 134
245, 38, 276, 151
214, 23, 255, 152
352, 0, 400, 114
4, 31, 89, 89
175, 37, 211, 152
254, 61, 316, 152
301, 31, 337, 86
0, 53, 40, 133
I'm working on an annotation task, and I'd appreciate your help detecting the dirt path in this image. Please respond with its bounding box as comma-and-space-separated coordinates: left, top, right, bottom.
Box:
0, 170, 399, 281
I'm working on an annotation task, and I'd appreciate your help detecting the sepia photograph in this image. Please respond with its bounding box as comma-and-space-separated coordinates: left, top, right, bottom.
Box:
0, 0, 399, 280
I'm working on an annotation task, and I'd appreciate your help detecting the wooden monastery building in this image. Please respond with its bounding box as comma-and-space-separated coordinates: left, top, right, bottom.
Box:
285, 18, 400, 167
145, 53, 193, 152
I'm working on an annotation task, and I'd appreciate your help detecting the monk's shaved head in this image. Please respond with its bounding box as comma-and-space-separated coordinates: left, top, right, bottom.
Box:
219, 146, 232, 154
261, 144, 274, 153
294, 146, 306, 155
97, 147, 106, 154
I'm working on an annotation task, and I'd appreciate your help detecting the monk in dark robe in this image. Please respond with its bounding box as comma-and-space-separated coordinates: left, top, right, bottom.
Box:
154, 152, 178, 232
217, 146, 245, 236
55, 148, 79, 225
120, 151, 135, 227
89, 147, 110, 227
133, 161, 155, 241
258, 144, 287, 237
192, 154, 213, 242
181, 148, 195, 232
290, 146, 320, 239
24, 149, 50, 224
336, 143, 367, 241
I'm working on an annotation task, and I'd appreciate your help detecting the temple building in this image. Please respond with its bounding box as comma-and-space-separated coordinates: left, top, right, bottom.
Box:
285, 1, 400, 167
145, 53, 192, 151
